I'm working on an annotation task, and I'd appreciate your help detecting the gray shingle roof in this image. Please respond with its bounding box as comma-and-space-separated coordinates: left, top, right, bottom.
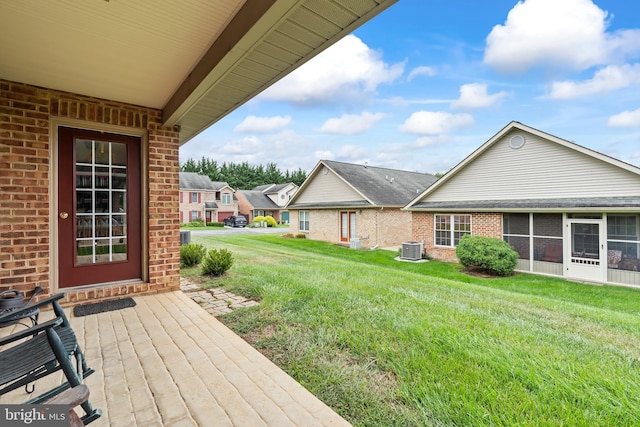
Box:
320, 160, 437, 207
179, 172, 230, 191
238, 190, 280, 210
409, 197, 640, 211
204, 202, 218, 209
252, 184, 275, 191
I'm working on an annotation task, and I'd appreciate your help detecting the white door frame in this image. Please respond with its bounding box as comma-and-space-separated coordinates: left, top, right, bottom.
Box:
564, 216, 606, 283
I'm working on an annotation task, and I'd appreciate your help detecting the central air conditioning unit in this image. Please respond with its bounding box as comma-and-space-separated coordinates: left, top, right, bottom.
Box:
350, 238, 361, 249
180, 230, 191, 246
401, 241, 423, 261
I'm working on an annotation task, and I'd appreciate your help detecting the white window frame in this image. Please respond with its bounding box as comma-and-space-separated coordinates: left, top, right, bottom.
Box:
222, 193, 231, 204
190, 192, 198, 203
299, 211, 309, 232
434, 214, 471, 247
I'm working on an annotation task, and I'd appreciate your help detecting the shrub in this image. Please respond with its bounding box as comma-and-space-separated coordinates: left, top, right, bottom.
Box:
253, 215, 265, 223
189, 218, 204, 227
264, 215, 277, 227
295, 233, 306, 239
201, 248, 234, 276
206, 222, 224, 227
456, 235, 518, 276
180, 243, 206, 267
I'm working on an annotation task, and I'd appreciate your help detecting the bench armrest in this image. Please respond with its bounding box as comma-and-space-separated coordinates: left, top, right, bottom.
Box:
0, 293, 65, 325
0, 317, 64, 347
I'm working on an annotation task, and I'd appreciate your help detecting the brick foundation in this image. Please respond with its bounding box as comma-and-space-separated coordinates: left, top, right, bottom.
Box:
1, 79, 180, 305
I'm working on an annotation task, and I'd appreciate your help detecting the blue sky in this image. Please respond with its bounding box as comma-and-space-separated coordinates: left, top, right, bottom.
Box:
179, 0, 640, 176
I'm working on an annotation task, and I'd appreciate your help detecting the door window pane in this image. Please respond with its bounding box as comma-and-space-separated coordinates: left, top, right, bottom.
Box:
74, 139, 128, 265
572, 223, 599, 259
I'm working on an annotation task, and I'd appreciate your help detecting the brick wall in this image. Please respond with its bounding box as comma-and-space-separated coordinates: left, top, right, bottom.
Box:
412, 212, 502, 263
288, 208, 411, 249
1, 79, 180, 304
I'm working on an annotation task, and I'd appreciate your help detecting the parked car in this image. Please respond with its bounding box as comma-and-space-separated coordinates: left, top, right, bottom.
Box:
223, 215, 247, 228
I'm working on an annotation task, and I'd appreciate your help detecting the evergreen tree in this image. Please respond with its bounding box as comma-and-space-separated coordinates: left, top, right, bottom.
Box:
179, 157, 307, 189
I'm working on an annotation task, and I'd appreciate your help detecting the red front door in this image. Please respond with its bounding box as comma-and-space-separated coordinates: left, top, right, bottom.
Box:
58, 127, 141, 288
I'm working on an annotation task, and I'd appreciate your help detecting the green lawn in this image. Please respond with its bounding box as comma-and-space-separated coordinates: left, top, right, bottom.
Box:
182, 234, 640, 427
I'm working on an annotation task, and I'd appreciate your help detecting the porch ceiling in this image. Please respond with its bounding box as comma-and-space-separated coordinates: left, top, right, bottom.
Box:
0, 0, 397, 144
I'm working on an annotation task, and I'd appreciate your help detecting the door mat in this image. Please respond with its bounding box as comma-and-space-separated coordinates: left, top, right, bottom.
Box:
73, 298, 136, 317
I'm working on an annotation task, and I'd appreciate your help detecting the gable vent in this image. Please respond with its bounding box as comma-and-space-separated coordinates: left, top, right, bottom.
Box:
509, 134, 525, 149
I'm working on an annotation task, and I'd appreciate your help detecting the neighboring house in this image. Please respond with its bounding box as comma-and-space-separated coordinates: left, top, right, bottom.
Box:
1, 1, 395, 303
237, 183, 298, 223
405, 121, 640, 288
179, 172, 239, 224
287, 160, 437, 249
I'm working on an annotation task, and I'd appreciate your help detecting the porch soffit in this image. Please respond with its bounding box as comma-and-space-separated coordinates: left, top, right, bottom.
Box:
0, 0, 398, 145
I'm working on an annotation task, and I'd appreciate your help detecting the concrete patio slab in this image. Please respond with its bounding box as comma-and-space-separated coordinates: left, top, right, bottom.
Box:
1, 292, 350, 426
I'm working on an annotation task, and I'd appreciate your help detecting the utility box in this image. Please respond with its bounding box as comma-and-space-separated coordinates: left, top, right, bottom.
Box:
350, 238, 361, 249
180, 230, 191, 246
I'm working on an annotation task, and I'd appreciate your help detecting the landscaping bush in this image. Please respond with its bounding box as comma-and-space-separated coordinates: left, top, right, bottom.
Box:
295, 233, 306, 239
180, 243, 206, 267
206, 222, 224, 227
252, 215, 276, 227
456, 235, 518, 276
201, 248, 234, 276
189, 218, 204, 227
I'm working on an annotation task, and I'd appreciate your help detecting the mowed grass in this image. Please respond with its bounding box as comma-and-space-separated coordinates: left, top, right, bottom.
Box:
183, 234, 640, 426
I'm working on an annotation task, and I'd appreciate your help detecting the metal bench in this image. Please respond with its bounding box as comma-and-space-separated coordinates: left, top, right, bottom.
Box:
0, 293, 101, 425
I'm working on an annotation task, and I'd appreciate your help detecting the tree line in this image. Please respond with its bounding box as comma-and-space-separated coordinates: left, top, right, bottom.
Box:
180, 157, 308, 189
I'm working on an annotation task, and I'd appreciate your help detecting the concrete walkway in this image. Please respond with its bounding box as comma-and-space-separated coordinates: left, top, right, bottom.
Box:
2, 292, 350, 427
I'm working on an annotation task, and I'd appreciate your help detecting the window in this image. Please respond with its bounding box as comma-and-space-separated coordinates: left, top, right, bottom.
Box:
503, 213, 530, 260
502, 213, 563, 263
435, 214, 471, 247
190, 192, 198, 203
607, 215, 640, 270
255, 210, 265, 217
299, 211, 309, 232
190, 211, 199, 221
222, 193, 231, 204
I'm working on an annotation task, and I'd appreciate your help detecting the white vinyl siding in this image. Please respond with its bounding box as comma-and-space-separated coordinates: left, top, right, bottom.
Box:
295, 166, 364, 204
424, 130, 640, 202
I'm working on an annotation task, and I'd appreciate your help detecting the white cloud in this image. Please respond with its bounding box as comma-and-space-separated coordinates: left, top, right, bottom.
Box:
337, 144, 369, 159
314, 151, 334, 160
260, 35, 404, 104
451, 83, 509, 109
607, 108, 640, 127
549, 64, 640, 99
408, 66, 437, 81
413, 135, 452, 148
234, 115, 291, 133
483, 0, 640, 73
399, 111, 474, 135
318, 111, 389, 135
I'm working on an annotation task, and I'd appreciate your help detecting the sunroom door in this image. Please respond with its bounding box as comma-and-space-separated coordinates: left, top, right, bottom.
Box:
58, 127, 141, 288
566, 219, 605, 282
